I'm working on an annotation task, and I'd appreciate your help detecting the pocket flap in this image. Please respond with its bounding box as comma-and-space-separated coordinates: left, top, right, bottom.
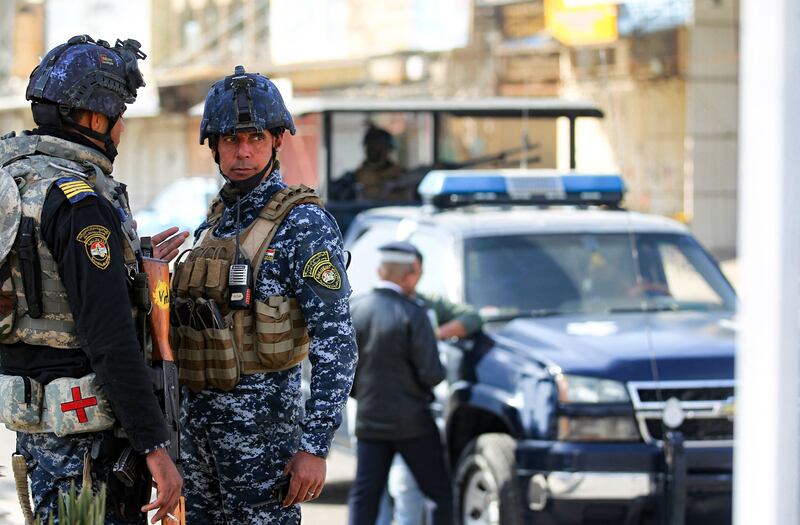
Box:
0, 374, 43, 430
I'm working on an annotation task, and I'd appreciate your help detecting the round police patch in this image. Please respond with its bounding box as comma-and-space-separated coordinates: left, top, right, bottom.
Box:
302, 250, 342, 290
76, 225, 111, 270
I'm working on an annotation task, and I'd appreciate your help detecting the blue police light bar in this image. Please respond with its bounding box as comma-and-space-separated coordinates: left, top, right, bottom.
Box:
418, 170, 625, 208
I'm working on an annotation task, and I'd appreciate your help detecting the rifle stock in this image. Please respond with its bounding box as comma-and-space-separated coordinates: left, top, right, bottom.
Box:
140, 257, 185, 525
141, 257, 174, 362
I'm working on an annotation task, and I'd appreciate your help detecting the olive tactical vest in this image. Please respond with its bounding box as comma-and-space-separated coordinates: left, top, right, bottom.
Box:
0, 134, 138, 348
172, 185, 321, 391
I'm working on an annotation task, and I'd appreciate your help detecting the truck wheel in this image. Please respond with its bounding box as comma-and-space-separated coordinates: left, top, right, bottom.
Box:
455, 433, 524, 525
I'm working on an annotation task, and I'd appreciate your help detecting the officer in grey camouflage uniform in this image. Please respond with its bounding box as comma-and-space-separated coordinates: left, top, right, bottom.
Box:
0, 36, 184, 524
178, 66, 357, 524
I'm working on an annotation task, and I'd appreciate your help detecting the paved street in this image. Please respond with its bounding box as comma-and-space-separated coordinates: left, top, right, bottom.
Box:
0, 426, 23, 525
0, 424, 356, 525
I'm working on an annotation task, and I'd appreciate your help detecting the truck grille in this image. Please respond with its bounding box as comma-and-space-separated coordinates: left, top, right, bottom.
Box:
628, 380, 735, 445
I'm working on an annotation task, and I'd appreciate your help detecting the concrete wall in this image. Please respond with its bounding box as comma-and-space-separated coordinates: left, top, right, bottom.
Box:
560, 42, 688, 219
115, 114, 216, 212
686, 0, 739, 259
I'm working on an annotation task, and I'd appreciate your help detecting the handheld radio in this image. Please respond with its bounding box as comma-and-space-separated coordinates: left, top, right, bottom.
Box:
229, 197, 253, 310
228, 261, 252, 309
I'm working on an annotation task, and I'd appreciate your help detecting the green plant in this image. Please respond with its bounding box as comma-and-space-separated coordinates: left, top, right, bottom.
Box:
35, 481, 106, 525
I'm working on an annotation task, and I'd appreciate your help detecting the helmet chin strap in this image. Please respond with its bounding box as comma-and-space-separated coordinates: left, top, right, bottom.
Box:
220, 146, 276, 194
58, 106, 120, 160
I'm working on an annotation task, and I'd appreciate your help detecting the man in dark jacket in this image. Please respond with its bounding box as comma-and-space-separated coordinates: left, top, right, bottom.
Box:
347, 241, 452, 525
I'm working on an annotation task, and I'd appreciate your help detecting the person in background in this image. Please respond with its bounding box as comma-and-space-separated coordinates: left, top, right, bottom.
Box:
376, 241, 483, 525
348, 241, 454, 525
329, 125, 413, 202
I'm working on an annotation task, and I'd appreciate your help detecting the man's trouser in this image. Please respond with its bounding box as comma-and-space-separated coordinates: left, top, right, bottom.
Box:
181, 415, 302, 525
347, 431, 453, 525
16, 430, 147, 525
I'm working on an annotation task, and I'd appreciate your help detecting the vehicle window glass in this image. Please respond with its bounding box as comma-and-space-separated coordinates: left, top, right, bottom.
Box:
438, 116, 556, 169
408, 231, 450, 298
643, 236, 730, 307
346, 221, 400, 294
464, 233, 735, 320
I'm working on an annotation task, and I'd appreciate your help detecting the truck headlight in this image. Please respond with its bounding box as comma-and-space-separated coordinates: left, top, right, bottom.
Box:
556, 374, 630, 403
555, 374, 639, 441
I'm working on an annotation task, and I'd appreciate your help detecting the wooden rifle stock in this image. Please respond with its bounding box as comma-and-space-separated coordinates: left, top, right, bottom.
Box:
141, 257, 174, 362
140, 257, 186, 525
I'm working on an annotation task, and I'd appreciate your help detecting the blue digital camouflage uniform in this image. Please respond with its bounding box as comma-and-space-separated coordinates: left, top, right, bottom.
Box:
180, 169, 357, 524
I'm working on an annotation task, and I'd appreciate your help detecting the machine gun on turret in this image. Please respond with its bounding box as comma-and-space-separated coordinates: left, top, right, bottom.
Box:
381, 139, 541, 201
330, 139, 540, 202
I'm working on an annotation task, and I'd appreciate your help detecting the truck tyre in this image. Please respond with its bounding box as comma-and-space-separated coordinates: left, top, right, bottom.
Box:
455, 433, 524, 525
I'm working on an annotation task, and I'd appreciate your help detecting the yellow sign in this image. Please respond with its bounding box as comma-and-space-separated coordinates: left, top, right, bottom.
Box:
152, 281, 170, 311
544, 0, 618, 46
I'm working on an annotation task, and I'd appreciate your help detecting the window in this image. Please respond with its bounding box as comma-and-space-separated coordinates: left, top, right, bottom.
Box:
408, 230, 454, 299
346, 221, 400, 294
463, 232, 735, 319
651, 238, 730, 306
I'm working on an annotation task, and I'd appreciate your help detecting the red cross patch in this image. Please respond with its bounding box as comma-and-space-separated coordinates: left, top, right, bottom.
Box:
60, 386, 97, 424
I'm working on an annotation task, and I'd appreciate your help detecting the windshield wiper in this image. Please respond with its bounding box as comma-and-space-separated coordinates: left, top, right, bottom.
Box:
608, 303, 677, 314
484, 308, 564, 322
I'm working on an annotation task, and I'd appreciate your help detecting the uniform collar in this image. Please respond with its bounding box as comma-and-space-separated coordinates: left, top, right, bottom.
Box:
375, 280, 405, 295
28, 132, 114, 174
222, 169, 284, 201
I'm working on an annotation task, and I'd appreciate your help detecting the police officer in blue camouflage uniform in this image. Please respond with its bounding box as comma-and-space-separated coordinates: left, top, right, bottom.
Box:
0, 36, 184, 524
177, 66, 357, 524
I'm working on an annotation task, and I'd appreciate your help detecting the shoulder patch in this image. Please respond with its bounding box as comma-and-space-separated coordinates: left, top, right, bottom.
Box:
302, 250, 342, 290
55, 177, 95, 205
76, 225, 111, 270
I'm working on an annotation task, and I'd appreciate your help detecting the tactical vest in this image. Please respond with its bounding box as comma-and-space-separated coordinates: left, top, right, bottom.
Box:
171, 185, 322, 392
0, 134, 141, 437
0, 134, 139, 349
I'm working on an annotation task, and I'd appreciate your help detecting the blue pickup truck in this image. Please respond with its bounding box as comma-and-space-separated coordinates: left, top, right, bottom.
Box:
344, 170, 735, 525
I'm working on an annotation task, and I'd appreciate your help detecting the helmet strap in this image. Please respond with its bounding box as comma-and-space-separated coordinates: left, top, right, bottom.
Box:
58, 106, 119, 161
220, 146, 277, 194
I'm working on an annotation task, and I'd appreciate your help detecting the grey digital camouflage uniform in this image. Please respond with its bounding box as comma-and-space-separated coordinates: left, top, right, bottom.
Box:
181, 169, 357, 524
2, 134, 161, 525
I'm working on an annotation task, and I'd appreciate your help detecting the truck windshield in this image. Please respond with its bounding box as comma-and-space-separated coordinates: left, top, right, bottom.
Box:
464, 233, 736, 319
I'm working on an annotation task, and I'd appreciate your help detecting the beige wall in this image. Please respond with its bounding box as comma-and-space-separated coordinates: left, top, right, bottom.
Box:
561, 50, 688, 219
116, 114, 202, 212
11, 1, 44, 80
686, 0, 739, 259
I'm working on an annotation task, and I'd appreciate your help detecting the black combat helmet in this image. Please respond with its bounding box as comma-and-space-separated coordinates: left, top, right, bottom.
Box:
363, 126, 395, 150
25, 35, 147, 160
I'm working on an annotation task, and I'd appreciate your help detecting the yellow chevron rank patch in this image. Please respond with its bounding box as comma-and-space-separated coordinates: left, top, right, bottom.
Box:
55, 177, 96, 205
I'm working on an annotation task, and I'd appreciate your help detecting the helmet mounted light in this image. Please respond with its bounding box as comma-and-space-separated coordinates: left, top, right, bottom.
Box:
227, 65, 261, 134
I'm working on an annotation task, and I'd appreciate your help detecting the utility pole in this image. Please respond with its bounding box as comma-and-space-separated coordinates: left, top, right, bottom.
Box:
735, 0, 800, 524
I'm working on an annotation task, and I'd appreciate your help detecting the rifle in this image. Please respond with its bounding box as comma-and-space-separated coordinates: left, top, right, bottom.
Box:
357, 139, 542, 201
140, 254, 186, 525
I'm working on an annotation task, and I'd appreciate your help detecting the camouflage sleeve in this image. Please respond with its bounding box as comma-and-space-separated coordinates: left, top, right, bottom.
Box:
284, 204, 357, 458
418, 292, 484, 336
